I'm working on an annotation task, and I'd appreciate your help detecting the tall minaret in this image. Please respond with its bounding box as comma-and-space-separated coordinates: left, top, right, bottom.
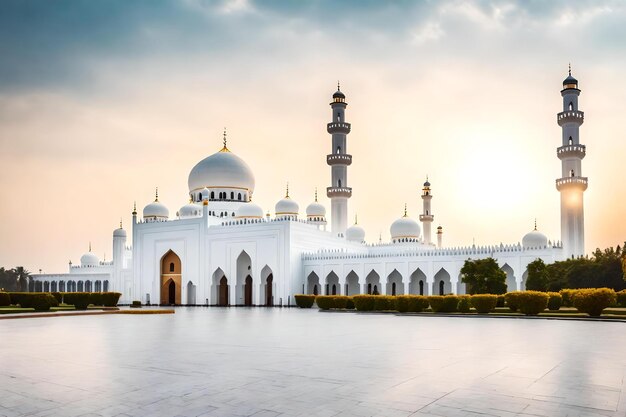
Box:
419, 177, 434, 245
557, 65, 587, 258
326, 82, 352, 236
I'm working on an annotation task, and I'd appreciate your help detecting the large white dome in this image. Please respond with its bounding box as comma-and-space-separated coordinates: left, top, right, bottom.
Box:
80, 251, 99, 267
188, 147, 255, 194
346, 223, 365, 243
275, 190, 299, 218
390, 210, 421, 241
522, 228, 548, 248
143, 200, 169, 220
236, 202, 264, 219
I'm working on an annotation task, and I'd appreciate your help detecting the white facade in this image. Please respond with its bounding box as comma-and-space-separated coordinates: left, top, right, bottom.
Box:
33, 74, 587, 304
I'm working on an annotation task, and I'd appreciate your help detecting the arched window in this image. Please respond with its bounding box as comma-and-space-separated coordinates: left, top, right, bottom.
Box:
336, 146, 341, 154
210, 191, 215, 199
313, 285, 319, 295
568, 102, 573, 111
337, 113, 341, 122
169, 262, 175, 272
392, 282, 396, 296
419, 280, 424, 295
338, 179, 342, 187
439, 280, 445, 295
426, 210, 429, 215
198, 192, 201, 201
238, 193, 242, 201
570, 169, 575, 177
367, 283, 372, 294
230, 191, 234, 200
568, 137, 573, 145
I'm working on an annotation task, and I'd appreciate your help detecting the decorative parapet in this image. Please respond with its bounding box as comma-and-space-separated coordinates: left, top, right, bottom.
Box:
327, 154, 352, 166
327, 122, 351, 134
557, 110, 584, 126
556, 176, 588, 191
557, 144, 586, 159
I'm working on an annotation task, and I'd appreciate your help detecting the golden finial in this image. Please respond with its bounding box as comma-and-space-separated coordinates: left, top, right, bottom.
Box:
155, 187, 159, 202
119, 218, 123, 229
403, 203, 408, 217
314, 187, 318, 202
220, 127, 230, 152
337, 80, 340, 91
132, 201, 137, 215
379, 232, 382, 243
285, 182, 290, 198
534, 218, 537, 231
568, 62, 571, 76
89, 242, 92, 252
354, 214, 358, 225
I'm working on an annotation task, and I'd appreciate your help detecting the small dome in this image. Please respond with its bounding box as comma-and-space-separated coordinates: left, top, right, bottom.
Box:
80, 251, 99, 267
143, 195, 169, 220
179, 201, 201, 219
424, 179, 431, 187
563, 74, 578, 86
113, 227, 126, 238
332, 89, 345, 99
236, 202, 264, 219
390, 208, 421, 241
522, 228, 548, 248
275, 196, 299, 218
346, 223, 365, 243
306, 201, 326, 218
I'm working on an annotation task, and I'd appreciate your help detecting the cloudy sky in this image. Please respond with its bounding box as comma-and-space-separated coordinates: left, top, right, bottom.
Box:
1, 0, 625, 272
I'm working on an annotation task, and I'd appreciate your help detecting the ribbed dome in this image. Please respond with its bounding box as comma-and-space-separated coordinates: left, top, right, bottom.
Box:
275, 196, 299, 217
143, 200, 169, 220
188, 147, 255, 194
390, 210, 421, 241
179, 201, 201, 219
236, 202, 264, 219
346, 223, 365, 243
80, 251, 99, 267
522, 229, 548, 248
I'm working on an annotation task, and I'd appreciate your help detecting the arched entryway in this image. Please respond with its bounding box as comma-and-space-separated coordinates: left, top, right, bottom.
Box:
244, 275, 253, 306
307, 272, 320, 295
187, 281, 196, 305
365, 270, 381, 294
345, 271, 360, 295
236, 251, 252, 306
502, 264, 517, 292
325, 271, 339, 295
433, 268, 451, 295
386, 269, 404, 296
409, 268, 427, 295
260, 265, 274, 306
160, 250, 182, 305
219, 276, 229, 306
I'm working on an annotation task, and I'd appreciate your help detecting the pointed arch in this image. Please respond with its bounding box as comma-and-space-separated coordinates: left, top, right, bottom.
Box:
365, 270, 381, 295
501, 263, 516, 292
409, 268, 427, 295
260, 265, 274, 306
211, 267, 228, 306
160, 250, 182, 305
345, 270, 360, 295
433, 268, 451, 295
307, 271, 320, 295
386, 269, 404, 295
325, 271, 340, 295
187, 281, 196, 305
236, 250, 252, 306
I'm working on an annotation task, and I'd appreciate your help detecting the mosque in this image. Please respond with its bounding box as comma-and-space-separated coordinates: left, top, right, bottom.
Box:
32, 70, 588, 305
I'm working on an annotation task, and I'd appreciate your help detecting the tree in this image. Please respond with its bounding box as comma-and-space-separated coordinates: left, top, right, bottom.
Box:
461, 258, 507, 294
14, 267, 31, 292
525, 259, 547, 291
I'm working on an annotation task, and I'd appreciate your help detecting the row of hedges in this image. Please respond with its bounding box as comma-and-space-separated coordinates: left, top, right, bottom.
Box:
294, 288, 623, 317
4, 292, 121, 311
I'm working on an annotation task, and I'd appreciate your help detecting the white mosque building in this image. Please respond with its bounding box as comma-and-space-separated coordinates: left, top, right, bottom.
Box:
31, 70, 588, 306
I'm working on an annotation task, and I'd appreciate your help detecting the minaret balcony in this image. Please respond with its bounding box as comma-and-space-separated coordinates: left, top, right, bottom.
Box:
419, 214, 434, 222
557, 110, 584, 126
556, 176, 588, 191
327, 122, 351, 134
327, 154, 352, 166
557, 144, 586, 159
326, 187, 352, 198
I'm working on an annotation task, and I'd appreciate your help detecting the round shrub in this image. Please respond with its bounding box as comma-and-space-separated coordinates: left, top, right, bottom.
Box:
428, 295, 459, 313
572, 288, 617, 317
616, 290, 626, 308
90, 293, 104, 306
396, 295, 430, 313
314, 295, 334, 310
546, 292, 562, 311
332, 296, 352, 309
374, 295, 396, 311
294, 294, 316, 308
504, 292, 521, 312
102, 292, 122, 307
516, 291, 549, 315
352, 295, 377, 311
559, 289, 578, 307
457, 295, 471, 313
470, 294, 498, 314
0, 292, 11, 306
130, 300, 142, 308
496, 295, 506, 308
63, 293, 91, 310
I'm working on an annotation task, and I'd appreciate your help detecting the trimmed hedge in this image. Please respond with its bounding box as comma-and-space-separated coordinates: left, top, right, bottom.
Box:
457, 295, 471, 313
470, 294, 498, 314
496, 295, 505, 308
547, 292, 562, 311
102, 292, 122, 307
315, 295, 335, 310
8, 292, 58, 311
130, 300, 142, 308
571, 288, 616, 317
516, 291, 549, 315
559, 289, 578, 307
331, 296, 353, 309
504, 292, 521, 312
374, 295, 396, 311
345, 297, 355, 310
616, 290, 626, 308
395, 295, 429, 313
0, 292, 10, 306
353, 295, 377, 311
428, 295, 459, 313
62, 293, 91, 310
51, 292, 62, 303
294, 294, 316, 308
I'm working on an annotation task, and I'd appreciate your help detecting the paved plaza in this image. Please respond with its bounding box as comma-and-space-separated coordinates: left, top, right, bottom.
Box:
1, 308, 625, 417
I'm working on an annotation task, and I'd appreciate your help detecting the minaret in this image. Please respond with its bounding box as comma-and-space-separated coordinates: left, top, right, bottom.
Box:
436, 226, 443, 248
556, 65, 587, 258
419, 177, 434, 244
326, 82, 352, 236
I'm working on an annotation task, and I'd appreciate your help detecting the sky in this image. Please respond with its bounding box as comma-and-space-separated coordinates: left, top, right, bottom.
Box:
0, 0, 625, 273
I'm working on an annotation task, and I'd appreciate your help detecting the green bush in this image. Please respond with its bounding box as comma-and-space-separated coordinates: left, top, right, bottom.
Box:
352, 295, 377, 311
504, 292, 521, 312
314, 295, 334, 310
51, 292, 62, 304
101, 292, 122, 307
332, 296, 352, 309
496, 295, 505, 308
63, 292, 91, 310
516, 291, 549, 315
0, 292, 10, 306
8, 293, 57, 311
616, 290, 626, 307
559, 289, 578, 307
546, 292, 562, 311
294, 294, 316, 308
345, 297, 355, 310
395, 295, 430, 313
470, 294, 498, 314
130, 300, 142, 308
457, 295, 471, 313
571, 288, 617, 317
90, 292, 104, 306
428, 295, 459, 313
374, 295, 396, 311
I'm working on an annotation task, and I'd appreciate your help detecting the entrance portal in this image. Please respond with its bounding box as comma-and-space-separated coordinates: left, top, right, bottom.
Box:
160, 250, 182, 305
266, 274, 273, 306
168, 280, 176, 305
219, 276, 229, 306
244, 275, 253, 306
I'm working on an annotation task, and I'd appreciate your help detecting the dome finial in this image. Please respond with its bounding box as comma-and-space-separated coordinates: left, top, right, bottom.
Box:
89, 241, 92, 252
354, 214, 358, 225
534, 218, 537, 231
314, 187, 318, 202
220, 127, 230, 152
337, 80, 340, 91
285, 182, 290, 198
155, 187, 159, 202
120, 218, 123, 229
568, 62, 571, 76
403, 203, 408, 217
132, 201, 137, 215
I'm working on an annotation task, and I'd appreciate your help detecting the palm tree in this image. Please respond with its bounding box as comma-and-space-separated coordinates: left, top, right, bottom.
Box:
14, 267, 31, 292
